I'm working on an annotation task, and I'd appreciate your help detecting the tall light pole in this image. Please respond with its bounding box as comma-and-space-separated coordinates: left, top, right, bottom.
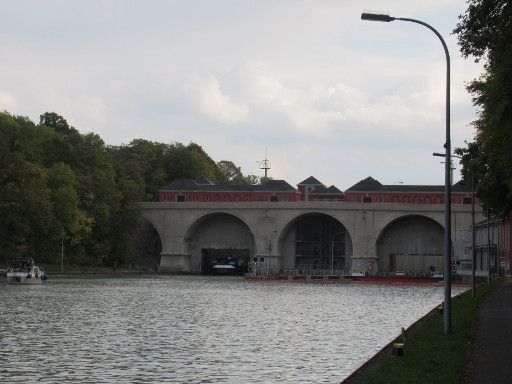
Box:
434, 152, 476, 297
362, 12, 452, 334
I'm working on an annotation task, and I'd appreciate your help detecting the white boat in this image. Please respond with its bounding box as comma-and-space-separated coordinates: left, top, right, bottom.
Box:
6, 257, 48, 284
210, 258, 245, 275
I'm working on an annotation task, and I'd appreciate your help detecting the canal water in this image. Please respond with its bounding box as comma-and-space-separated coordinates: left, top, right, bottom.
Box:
0, 276, 465, 383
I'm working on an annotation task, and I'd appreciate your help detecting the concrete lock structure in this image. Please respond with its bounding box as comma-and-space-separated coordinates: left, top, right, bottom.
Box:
141, 176, 484, 275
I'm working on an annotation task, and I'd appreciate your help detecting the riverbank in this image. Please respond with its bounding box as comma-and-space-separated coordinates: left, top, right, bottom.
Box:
341, 279, 501, 384
247, 275, 470, 288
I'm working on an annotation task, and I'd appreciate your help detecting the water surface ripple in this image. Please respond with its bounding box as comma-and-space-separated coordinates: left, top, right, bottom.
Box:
0, 276, 464, 383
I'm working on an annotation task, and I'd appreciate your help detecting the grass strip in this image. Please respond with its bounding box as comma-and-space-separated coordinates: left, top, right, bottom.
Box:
353, 281, 500, 384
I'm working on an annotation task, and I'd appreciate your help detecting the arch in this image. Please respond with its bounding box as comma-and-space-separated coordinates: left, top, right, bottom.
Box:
134, 217, 162, 271
140, 210, 167, 254
277, 212, 353, 271
375, 214, 451, 275
276, 211, 355, 245
184, 212, 255, 274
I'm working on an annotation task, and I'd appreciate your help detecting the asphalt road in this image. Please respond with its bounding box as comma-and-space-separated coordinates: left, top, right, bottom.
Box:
467, 278, 512, 383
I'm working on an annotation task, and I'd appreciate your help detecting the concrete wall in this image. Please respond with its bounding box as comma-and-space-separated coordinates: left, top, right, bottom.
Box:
141, 201, 484, 274
376, 215, 445, 274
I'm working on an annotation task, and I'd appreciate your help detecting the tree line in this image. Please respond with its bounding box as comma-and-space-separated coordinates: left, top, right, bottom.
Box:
454, 0, 512, 218
0, 111, 261, 268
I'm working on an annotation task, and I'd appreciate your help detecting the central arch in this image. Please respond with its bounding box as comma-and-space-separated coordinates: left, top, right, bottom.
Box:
278, 213, 353, 271
184, 212, 255, 274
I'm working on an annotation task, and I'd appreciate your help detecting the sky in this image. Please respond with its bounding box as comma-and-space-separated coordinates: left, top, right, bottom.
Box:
0, 0, 483, 190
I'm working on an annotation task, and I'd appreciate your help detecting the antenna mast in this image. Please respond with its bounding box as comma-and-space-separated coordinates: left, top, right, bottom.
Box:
257, 148, 271, 178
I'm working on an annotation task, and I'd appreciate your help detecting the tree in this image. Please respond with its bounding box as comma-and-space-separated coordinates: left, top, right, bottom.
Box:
217, 160, 262, 185
39, 112, 77, 136
454, 0, 512, 217
217, 160, 244, 184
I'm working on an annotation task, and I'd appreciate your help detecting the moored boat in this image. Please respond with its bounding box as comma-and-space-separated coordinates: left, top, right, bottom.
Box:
6, 257, 48, 284
210, 257, 246, 275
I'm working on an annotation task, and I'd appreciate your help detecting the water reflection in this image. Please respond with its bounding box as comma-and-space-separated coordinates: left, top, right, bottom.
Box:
0, 276, 465, 383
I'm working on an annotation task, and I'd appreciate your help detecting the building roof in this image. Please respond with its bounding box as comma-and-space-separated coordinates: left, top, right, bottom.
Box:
298, 176, 324, 186
346, 177, 471, 193
159, 178, 298, 193
195, 176, 214, 185
346, 176, 384, 192
310, 185, 344, 195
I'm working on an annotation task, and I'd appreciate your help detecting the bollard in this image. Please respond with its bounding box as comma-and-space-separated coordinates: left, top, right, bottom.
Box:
437, 303, 444, 314
392, 343, 404, 356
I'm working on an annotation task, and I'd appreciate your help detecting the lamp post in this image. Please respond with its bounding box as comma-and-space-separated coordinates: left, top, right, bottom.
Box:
362, 12, 452, 334
434, 152, 476, 297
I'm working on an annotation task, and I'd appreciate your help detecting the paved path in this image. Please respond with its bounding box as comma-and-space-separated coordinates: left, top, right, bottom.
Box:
467, 278, 512, 383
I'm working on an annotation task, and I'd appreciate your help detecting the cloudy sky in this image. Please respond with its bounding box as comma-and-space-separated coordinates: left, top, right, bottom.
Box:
1, 0, 482, 190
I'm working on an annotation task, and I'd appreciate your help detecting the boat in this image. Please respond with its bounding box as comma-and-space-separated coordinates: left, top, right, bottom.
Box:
6, 257, 48, 284
210, 258, 245, 275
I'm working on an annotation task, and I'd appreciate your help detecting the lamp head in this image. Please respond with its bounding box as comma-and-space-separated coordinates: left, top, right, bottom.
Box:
361, 13, 395, 22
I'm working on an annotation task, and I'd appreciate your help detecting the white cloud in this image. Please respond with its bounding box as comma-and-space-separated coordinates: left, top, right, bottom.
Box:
186, 76, 249, 125
247, 68, 346, 135
0, 0, 483, 187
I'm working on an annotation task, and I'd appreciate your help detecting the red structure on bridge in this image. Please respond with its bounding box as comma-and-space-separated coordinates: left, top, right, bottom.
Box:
159, 175, 475, 205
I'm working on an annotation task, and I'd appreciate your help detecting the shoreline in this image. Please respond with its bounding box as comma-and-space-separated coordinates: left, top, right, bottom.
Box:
340, 300, 444, 384
246, 276, 471, 288
1, 270, 471, 288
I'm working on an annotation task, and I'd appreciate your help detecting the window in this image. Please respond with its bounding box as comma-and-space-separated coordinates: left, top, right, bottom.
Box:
463, 197, 472, 205
177, 196, 185, 202
270, 196, 278, 202
363, 197, 372, 203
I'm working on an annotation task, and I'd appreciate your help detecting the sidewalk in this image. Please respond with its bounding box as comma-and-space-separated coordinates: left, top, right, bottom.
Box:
467, 278, 512, 383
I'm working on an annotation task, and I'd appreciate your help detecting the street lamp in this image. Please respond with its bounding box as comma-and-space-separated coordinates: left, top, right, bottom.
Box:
362, 12, 452, 334
434, 152, 476, 297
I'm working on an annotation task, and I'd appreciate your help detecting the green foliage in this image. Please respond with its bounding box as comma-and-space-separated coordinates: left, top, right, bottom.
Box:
217, 160, 263, 185
217, 160, 261, 185
454, 1, 512, 217
0, 110, 255, 268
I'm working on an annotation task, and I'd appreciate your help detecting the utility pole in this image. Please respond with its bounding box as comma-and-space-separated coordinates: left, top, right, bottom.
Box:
257, 148, 271, 178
